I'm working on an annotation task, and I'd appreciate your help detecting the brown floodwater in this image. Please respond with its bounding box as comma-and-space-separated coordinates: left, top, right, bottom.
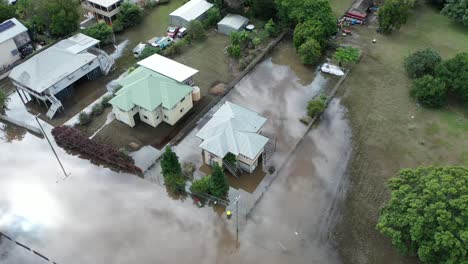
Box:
0, 37, 352, 263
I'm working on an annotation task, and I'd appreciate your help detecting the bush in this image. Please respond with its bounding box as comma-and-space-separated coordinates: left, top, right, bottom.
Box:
298, 38, 322, 65
164, 173, 186, 193
190, 176, 211, 194
208, 164, 229, 198
186, 20, 206, 42
82, 22, 114, 45
333, 46, 361, 67
118, 2, 144, 28
376, 166, 468, 264
410, 75, 447, 108
160, 146, 182, 178
164, 39, 188, 56
307, 97, 326, 117
112, 18, 124, 33
91, 103, 104, 116
204, 7, 221, 28
435, 52, 468, 101
227, 44, 242, 58
78, 112, 91, 125
101, 95, 113, 108
252, 36, 262, 47
0, 90, 8, 111
404, 48, 442, 79
264, 19, 278, 37
139, 46, 162, 59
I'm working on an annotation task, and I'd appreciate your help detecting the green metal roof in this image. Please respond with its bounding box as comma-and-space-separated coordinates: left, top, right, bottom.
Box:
110, 67, 192, 112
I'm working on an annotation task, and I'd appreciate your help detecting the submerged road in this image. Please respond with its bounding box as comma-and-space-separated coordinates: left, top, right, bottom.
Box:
0, 44, 352, 264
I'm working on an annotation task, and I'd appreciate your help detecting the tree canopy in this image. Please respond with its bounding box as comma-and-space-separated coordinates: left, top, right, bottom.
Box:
377, 166, 468, 264
0, 1, 16, 23
160, 146, 182, 178
442, 0, 468, 26
208, 164, 229, 198
251, 0, 277, 20
435, 52, 468, 101
297, 38, 321, 64
186, 20, 206, 42
293, 20, 326, 49
47, 0, 80, 37
115, 2, 144, 30
82, 22, 114, 45
404, 48, 442, 79
410, 75, 447, 108
378, 0, 413, 34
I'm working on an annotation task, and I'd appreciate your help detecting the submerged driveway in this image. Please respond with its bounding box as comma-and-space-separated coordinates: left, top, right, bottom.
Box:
0, 42, 352, 264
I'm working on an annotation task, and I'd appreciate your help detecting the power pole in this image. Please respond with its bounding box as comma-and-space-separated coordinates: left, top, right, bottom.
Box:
234, 194, 240, 242
34, 115, 69, 180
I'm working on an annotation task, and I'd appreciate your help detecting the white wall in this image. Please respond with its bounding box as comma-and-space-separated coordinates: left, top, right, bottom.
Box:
139, 106, 162, 128
0, 39, 21, 67
113, 106, 138, 127
162, 93, 193, 126
203, 150, 223, 167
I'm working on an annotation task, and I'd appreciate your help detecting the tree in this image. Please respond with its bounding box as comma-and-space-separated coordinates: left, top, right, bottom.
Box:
404, 48, 442, 79
297, 38, 321, 64
376, 166, 468, 264
112, 17, 124, 33
307, 97, 326, 117
160, 146, 182, 178
208, 164, 229, 198
78, 112, 91, 125
333, 46, 361, 67
251, 0, 277, 20
0, 89, 8, 112
186, 20, 205, 42
82, 22, 114, 45
164, 173, 186, 193
190, 175, 211, 194
204, 7, 220, 28
435, 52, 468, 101
46, 0, 80, 37
293, 20, 326, 49
442, 0, 468, 26
264, 18, 278, 37
378, 0, 413, 34
138, 46, 162, 59
117, 2, 144, 28
0, 1, 16, 22
410, 75, 447, 108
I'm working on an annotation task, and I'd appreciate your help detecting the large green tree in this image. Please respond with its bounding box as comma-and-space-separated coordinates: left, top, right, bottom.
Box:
0, 1, 16, 22
442, 0, 468, 26
209, 164, 229, 198
47, 0, 80, 37
436, 52, 468, 101
293, 20, 326, 49
410, 75, 447, 108
404, 48, 442, 79
377, 167, 468, 264
160, 146, 182, 178
297, 38, 321, 64
116, 2, 144, 29
378, 0, 414, 34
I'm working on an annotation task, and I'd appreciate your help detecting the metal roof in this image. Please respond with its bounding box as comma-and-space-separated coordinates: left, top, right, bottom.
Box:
110, 67, 192, 111
0, 18, 27, 44
196, 101, 268, 160
86, 0, 121, 8
169, 0, 214, 21
217, 14, 249, 30
9, 34, 100, 93
137, 54, 198, 83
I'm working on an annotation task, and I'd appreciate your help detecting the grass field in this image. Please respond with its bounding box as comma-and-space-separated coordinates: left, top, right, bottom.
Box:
332, 3, 468, 264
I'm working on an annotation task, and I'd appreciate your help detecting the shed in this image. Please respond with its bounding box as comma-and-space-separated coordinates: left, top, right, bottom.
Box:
169, 0, 214, 28
137, 54, 198, 84
217, 14, 249, 35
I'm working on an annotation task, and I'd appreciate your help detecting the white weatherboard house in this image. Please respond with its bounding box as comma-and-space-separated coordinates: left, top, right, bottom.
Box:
169, 0, 214, 27
109, 54, 198, 128
217, 14, 249, 35
9, 33, 114, 119
81, 0, 123, 24
196, 101, 269, 174
0, 18, 31, 79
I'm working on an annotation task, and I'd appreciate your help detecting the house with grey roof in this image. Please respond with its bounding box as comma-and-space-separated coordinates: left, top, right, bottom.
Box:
0, 18, 31, 79
170, 0, 214, 27
217, 14, 249, 35
109, 54, 197, 128
196, 101, 269, 174
9, 33, 114, 119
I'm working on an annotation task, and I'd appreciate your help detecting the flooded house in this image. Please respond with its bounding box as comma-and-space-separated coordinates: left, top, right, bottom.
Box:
109, 54, 198, 128
80, 0, 123, 24
9, 33, 114, 119
0, 18, 31, 80
169, 0, 214, 28
196, 101, 269, 174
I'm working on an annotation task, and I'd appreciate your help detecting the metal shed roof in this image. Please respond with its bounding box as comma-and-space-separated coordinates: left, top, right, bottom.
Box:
86, 0, 121, 8
169, 0, 213, 21
217, 14, 249, 30
0, 18, 27, 44
137, 54, 198, 83
196, 101, 268, 160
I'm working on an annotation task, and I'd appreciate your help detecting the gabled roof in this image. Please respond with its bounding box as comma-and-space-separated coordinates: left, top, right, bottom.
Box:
196, 102, 268, 160
0, 18, 28, 44
110, 67, 192, 111
170, 0, 214, 21
137, 54, 198, 83
9, 33, 100, 93
218, 14, 249, 30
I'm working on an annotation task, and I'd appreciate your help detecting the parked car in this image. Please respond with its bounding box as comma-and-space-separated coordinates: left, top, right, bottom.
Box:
151, 36, 173, 49
166, 26, 179, 38
176, 27, 187, 38
132, 42, 147, 58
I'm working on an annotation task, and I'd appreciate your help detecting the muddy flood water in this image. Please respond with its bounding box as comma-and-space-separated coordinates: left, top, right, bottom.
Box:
1, 38, 353, 263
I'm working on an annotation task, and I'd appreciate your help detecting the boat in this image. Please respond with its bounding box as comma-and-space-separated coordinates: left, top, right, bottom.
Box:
321, 63, 345, 76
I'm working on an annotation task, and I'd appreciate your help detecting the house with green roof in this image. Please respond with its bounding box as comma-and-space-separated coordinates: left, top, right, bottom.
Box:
109, 66, 194, 128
